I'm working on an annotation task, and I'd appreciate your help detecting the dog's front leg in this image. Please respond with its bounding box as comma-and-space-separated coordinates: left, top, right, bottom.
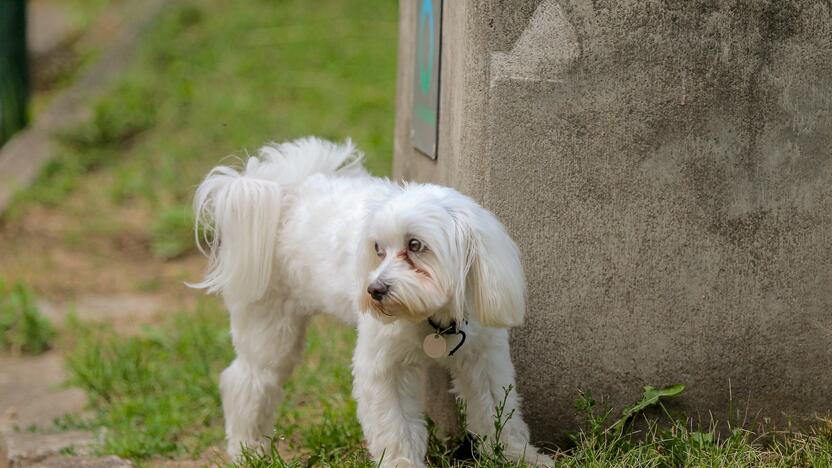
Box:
353, 322, 427, 468
448, 327, 553, 467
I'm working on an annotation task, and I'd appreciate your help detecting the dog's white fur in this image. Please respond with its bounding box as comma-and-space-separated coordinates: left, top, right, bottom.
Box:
193, 137, 552, 467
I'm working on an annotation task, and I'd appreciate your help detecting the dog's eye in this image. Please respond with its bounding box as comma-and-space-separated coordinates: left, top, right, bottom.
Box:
374, 242, 385, 257
408, 238, 424, 253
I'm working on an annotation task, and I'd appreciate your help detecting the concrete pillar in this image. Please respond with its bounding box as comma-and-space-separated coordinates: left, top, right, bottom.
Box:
394, 0, 832, 445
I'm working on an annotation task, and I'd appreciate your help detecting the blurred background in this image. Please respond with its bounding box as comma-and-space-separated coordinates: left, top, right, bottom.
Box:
0, 0, 397, 465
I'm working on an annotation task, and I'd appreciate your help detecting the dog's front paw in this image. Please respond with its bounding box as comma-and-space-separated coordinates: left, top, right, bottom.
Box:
503, 444, 554, 467
380, 456, 425, 468
526, 450, 555, 467
226, 437, 269, 462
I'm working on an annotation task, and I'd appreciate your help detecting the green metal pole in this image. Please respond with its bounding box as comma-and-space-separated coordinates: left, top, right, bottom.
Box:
0, 0, 30, 145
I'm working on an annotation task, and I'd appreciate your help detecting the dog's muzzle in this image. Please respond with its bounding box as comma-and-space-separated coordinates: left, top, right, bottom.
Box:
367, 281, 389, 301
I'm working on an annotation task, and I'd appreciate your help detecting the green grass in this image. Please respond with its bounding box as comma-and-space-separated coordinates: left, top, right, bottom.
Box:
65, 302, 230, 459
13, 0, 397, 220
64, 302, 365, 464
29, 1, 125, 117
14, 78, 158, 209
555, 390, 832, 467
63, 304, 832, 466
0, 280, 55, 354
149, 204, 196, 259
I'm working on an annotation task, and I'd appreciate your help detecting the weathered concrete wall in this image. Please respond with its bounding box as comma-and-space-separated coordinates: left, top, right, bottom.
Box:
394, 0, 832, 445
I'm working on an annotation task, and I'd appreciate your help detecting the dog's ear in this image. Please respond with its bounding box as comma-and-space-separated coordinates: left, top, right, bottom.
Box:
448, 195, 526, 328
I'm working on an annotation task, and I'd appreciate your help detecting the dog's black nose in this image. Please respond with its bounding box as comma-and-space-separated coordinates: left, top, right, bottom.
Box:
368, 282, 389, 301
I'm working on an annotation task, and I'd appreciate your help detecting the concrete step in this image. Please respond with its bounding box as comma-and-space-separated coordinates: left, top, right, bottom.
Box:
27, 455, 131, 468
0, 352, 132, 467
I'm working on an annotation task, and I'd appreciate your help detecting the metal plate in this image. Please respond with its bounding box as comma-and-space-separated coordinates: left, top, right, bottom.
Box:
410, 0, 442, 159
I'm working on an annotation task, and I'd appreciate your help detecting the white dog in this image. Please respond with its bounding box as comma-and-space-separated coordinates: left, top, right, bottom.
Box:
192, 137, 552, 467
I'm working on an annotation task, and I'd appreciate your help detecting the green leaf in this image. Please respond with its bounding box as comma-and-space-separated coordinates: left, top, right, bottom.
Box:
610, 384, 686, 435
690, 431, 714, 445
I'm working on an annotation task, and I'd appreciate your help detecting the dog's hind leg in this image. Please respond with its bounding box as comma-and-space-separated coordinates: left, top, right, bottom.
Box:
447, 327, 553, 467
220, 297, 309, 459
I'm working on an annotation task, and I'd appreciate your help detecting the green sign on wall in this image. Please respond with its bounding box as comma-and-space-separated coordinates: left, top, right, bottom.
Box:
410, 0, 442, 159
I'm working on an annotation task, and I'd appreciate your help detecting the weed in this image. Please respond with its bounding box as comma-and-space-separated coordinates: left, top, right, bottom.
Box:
0, 280, 54, 354
562, 385, 832, 467
150, 204, 195, 259
235, 435, 377, 468
476, 385, 521, 466
574, 389, 612, 441
58, 446, 78, 456
63, 80, 157, 151
609, 383, 686, 437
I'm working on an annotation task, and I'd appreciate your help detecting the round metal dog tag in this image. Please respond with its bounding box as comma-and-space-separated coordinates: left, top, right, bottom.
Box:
423, 333, 447, 358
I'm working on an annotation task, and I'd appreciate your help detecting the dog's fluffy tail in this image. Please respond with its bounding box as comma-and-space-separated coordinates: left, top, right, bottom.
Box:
191, 137, 364, 303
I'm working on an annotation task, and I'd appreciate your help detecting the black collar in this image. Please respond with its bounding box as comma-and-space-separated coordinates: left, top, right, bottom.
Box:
427, 317, 467, 356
